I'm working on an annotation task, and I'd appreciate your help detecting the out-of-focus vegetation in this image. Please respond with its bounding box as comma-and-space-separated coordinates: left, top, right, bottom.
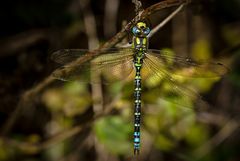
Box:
0, 0, 240, 161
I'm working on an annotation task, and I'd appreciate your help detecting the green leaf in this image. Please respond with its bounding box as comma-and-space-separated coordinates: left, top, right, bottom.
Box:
94, 116, 132, 155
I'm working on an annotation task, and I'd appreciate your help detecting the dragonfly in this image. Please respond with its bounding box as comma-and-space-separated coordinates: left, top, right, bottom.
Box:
51, 21, 228, 155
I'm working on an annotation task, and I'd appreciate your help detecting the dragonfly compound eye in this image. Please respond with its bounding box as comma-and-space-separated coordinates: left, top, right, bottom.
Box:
132, 26, 141, 35
143, 27, 150, 35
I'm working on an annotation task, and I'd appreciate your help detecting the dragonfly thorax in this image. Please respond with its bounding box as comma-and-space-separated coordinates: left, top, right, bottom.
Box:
133, 36, 148, 51
132, 36, 148, 66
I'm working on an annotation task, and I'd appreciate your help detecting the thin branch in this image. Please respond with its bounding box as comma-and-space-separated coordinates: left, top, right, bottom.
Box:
1, 124, 84, 153
193, 118, 239, 159
0, 0, 191, 136
132, 0, 143, 15
1, 77, 54, 136
79, 0, 99, 49
104, 0, 119, 37
148, 4, 185, 38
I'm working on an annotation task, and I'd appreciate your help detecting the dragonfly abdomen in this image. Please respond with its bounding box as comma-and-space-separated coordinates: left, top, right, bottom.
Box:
133, 64, 142, 155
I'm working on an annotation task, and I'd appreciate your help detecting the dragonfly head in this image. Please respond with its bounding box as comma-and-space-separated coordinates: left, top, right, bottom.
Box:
132, 21, 150, 37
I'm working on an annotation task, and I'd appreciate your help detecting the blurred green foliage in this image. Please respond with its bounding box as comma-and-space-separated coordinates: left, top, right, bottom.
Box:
94, 116, 132, 155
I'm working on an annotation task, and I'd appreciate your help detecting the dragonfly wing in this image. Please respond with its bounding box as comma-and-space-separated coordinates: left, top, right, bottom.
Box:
51, 49, 91, 65
146, 49, 229, 78
143, 55, 202, 109
51, 48, 135, 83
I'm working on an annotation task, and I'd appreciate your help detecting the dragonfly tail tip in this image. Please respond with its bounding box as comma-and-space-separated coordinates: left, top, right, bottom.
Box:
134, 149, 140, 155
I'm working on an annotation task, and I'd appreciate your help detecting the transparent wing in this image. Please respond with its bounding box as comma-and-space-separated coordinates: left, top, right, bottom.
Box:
51, 48, 135, 83
142, 56, 202, 109
146, 49, 229, 78
51, 49, 90, 65
142, 50, 229, 108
